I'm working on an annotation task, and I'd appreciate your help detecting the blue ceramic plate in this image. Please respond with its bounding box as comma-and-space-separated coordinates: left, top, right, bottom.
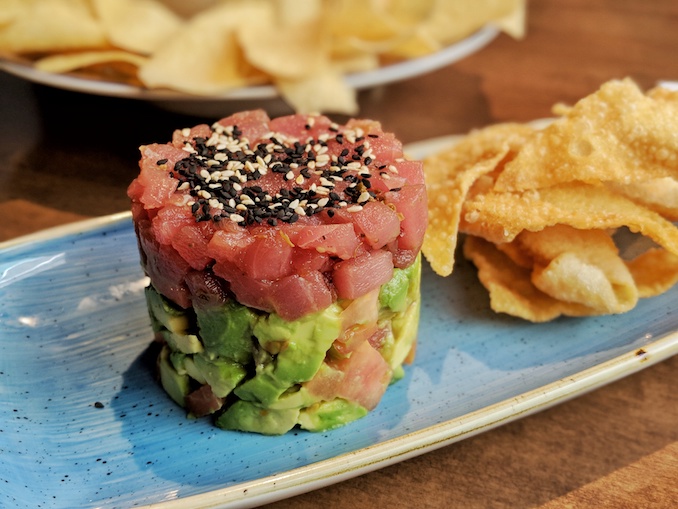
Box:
2, 138, 677, 509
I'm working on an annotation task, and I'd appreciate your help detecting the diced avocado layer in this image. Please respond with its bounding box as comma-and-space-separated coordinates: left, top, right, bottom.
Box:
145, 254, 422, 435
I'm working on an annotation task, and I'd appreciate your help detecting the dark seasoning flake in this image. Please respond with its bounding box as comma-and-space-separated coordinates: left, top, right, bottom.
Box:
165, 119, 402, 226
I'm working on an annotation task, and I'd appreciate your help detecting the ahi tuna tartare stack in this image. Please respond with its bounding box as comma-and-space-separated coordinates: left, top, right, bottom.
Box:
128, 110, 427, 434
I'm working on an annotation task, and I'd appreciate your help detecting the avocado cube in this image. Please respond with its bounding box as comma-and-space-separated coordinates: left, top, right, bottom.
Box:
298, 398, 368, 432
158, 345, 189, 407
193, 354, 247, 398
145, 286, 190, 334
215, 400, 300, 435
195, 300, 256, 365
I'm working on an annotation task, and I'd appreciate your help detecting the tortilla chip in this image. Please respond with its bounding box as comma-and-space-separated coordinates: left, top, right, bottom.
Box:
0, 0, 107, 53
91, 0, 183, 55
138, 1, 269, 94
34, 50, 147, 74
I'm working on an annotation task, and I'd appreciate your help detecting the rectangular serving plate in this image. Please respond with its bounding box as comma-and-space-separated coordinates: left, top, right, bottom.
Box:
1, 199, 677, 508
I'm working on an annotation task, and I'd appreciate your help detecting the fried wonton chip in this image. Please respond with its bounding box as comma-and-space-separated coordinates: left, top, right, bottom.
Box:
625, 248, 678, 298
425, 79, 678, 321
423, 123, 534, 276
516, 226, 638, 314
462, 235, 592, 322
494, 79, 678, 192
460, 182, 678, 256
607, 177, 678, 221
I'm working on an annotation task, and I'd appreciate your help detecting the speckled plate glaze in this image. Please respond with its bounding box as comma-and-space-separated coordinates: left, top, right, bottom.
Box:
2, 137, 678, 509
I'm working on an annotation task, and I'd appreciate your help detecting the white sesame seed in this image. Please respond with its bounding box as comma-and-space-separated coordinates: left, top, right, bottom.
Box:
358, 192, 371, 203
317, 197, 329, 207
208, 183, 222, 189
230, 214, 244, 223
295, 206, 306, 216
199, 190, 211, 199
181, 127, 191, 137
177, 182, 190, 191
295, 175, 305, 185
289, 199, 300, 209
236, 204, 247, 211
285, 170, 295, 180
233, 183, 242, 191
347, 205, 363, 213
319, 177, 335, 187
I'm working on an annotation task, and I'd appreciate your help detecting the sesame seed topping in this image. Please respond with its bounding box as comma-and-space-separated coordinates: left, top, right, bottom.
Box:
163, 117, 401, 225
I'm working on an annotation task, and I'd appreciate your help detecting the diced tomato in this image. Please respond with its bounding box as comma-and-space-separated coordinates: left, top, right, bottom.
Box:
269, 271, 333, 321
242, 231, 294, 280
331, 341, 391, 410
289, 223, 362, 260
332, 322, 378, 357
305, 341, 391, 410
185, 384, 224, 417
367, 326, 391, 350
340, 288, 380, 328
332, 250, 394, 300
351, 201, 400, 250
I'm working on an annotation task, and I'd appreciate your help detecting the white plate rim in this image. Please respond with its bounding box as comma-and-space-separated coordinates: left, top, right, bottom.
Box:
0, 26, 499, 101
2, 133, 678, 508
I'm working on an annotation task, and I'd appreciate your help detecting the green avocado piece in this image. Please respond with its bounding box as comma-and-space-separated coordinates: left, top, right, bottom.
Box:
158, 345, 189, 407
234, 304, 343, 406
379, 255, 420, 312
193, 354, 247, 398
161, 330, 204, 354
170, 352, 208, 384
215, 400, 300, 435
145, 286, 190, 334
298, 398, 368, 432
195, 300, 256, 364
379, 267, 410, 312
389, 298, 421, 370
268, 386, 320, 410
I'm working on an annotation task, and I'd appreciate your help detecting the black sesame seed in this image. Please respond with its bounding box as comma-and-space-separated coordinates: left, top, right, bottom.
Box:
156, 159, 168, 165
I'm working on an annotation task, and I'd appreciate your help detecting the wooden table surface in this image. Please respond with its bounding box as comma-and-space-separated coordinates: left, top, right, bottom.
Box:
1, 1, 677, 507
